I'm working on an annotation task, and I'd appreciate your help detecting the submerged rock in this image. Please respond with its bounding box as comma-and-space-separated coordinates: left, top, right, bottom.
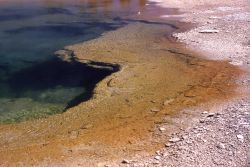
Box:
54, 49, 74, 62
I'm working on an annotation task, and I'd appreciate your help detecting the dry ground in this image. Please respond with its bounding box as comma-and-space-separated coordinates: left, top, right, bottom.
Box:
114, 0, 250, 166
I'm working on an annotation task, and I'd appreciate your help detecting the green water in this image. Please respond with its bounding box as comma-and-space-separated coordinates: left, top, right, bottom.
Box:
0, 0, 147, 123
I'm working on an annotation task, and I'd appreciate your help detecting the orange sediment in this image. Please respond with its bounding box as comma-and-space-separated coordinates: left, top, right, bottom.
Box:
0, 22, 241, 166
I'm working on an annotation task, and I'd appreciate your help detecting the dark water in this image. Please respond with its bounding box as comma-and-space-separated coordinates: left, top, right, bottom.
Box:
0, 0, 146, 123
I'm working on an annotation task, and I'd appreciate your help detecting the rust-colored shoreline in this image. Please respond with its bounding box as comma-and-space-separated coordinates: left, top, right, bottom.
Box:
0, 6, 242, 167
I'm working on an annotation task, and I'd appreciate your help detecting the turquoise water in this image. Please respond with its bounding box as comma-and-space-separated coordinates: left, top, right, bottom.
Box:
0, 0, 146, 123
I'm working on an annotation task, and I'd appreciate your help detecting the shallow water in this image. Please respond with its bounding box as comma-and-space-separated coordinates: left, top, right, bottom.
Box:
0, 0, 147, 123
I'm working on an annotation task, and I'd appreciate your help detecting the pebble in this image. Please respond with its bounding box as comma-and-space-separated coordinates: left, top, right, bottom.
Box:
199, 29, 219, 33
202, 111, 209, 114
151, 108, 160, 112
186, 140, 193, 144
182, 135, 188, 140
207, 113, 216, 117
68, 131, 79, 139
217, 143, 226, 149
165, 143, 172, 147
200, 119, 205, 123
159, 127, 166, 132
229, 151, 234, 156
209, 16, 221, 19
122, 159, 131, 164
236, 134, 244, 142
154, 155, 161, 160
229, 60, 243, 66
164, 99, 174, 105
156, 150, 161, 155
153, 161, 160, 164
169, 137, 181, 143
202, 139, 207, 143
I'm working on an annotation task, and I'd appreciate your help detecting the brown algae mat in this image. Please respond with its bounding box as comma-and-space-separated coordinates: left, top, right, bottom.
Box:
0, 22, 241, 165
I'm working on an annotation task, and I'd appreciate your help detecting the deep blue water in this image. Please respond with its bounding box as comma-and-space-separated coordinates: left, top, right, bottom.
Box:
0, 0, 146, 123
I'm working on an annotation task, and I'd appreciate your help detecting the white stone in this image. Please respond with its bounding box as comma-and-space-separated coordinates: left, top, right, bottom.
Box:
229, 60, 243, 66
217, 143, 226, 149
154, 155, 161, 160
159, 127, 166, 132
169, 137, 181, 143
156, 150, 161, 155
199, 29, 219, 33
237, 135, 244, 142
165, 143, 172, 147
209, 16, 221, 19
122, 159, 130, 164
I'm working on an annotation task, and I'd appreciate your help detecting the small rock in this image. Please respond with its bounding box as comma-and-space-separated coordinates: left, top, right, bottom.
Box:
217, 143, 226, 149
164, 99, 174, 105
80, 124, 93, 130
202, 111, 208, 114
199, 29, 219, 33
153, 161, 160, 164
159, 127, 166, 132
237, 134, 244, 142
200, 119, 205, 123
155, 150, 161, 155
165, 143, 172, 147
209, 16, 221, 19
154, 155, 161, 160
182, 135, 188, 140
68, 131, 79, 139
150, 108, 160, 112
122, 159, 130, 164
229, 151, 234, 156
186, 140, 193, 144
192, 130, 199, 134
54, 49, 74, 62
169, 137, 181, 143
207, 112, 216, 117
229, 60, 243, 66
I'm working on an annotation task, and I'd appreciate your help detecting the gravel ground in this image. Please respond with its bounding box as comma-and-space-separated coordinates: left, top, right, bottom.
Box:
110, 0, 250, 166
119, 98, 250, 167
